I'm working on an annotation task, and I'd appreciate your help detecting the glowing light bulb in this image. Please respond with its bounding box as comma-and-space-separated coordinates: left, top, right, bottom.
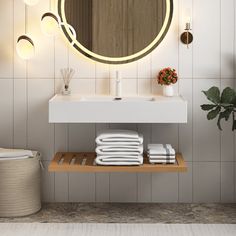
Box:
41, 12, 60, 36
23, 0, 39, 6
16, 35, 35, 60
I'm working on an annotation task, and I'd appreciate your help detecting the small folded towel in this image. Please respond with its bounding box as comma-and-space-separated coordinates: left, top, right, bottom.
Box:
96, 130, 143, 146
148, 155, 176, 160
96, 155, 143, 166
0, 148, 34, 159
148, 144, 175, 156
150, 159, 176, 164
96, 145, 143, 156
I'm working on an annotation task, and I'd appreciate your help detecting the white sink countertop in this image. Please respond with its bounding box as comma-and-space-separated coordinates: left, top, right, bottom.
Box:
49, 95, 188, 123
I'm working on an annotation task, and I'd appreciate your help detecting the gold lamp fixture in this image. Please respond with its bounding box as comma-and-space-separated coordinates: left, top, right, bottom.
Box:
180, 14, 193, 48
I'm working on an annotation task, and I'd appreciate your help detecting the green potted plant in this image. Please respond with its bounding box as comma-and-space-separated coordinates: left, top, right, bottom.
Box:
201, 86, 236, 130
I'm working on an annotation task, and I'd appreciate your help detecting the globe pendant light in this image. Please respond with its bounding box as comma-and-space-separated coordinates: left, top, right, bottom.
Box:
16, 4, 35, 60
41, 12, 60, 36
16, 35, 35, 60
23, 0, 39, 6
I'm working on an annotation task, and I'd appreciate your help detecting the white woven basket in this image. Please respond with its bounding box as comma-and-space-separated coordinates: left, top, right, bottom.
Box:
0, 153, 41, 217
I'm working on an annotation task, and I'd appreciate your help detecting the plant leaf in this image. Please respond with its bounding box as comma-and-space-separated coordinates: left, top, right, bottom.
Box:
217, 109, 233, 130
232, 120, 236, 131
221, 108, 233, 121
217, 113, 224, 130
207, 106, 221, 120
221, 87, 236, 104
201, 104, 216, 111
202, 87, 220, 104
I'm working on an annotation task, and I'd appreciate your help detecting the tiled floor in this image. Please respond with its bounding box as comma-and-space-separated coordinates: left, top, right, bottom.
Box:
0, 203, 236, 224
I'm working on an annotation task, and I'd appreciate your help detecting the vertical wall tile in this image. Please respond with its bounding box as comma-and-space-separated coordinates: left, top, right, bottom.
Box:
110, 173, 137, 202
69, 124, 96, 152
41, 161, 55, 202
138, 79, 152, 95
138, 173, 152, 202
96, 79, 110, 95
13, 0, 26, 78
179, 0, 193, 78
0, 79, 13, 148
0, 0, 13, 78
95, 173, 110, 202
28, 79, 54, 160
152, 173, 179, 202
27, 1, 55, 78
96, 63, 110, 79
137, 55, 151, 79
151, 124, 179, 151
55, 173, 69, 202
179, 79, 193, 161
151, 0, 179, 78
55, 37, 69, 79
221, 0, 235, 78
193, 79, 220, 161
69, 50, 96, 79
193, 0, 220, 78
220, 79, 234, 161
14, 79, 27, 148
179, 162, 193, 203
221, 162, 234, 203
193, 162, 221, 203
69, 173, 95, 202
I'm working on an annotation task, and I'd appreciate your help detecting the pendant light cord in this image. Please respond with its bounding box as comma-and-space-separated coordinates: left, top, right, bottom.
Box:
25, 5, 28, 34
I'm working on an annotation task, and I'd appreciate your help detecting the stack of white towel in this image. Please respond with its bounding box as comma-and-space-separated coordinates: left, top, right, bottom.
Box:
147, 144, 176, 164
0, 148, 34, 161
95, 130, 144, 166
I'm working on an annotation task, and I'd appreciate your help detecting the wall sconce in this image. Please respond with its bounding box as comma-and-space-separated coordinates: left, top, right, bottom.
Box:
41, 12, 77, 39
16, 4, 35, 60
180, 16, 193, 48
23, 0, 39, 6
41, 12, 60, 36
16, 35, 35, 60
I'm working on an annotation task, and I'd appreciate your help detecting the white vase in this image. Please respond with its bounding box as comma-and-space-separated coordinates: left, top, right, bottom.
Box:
163, 85, 174, 97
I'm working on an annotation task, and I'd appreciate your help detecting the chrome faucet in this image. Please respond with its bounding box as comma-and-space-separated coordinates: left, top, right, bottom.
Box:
115, 71, 122, 100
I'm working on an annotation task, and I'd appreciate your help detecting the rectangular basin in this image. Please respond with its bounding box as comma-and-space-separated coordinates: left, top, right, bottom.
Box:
49, 95, 188, 123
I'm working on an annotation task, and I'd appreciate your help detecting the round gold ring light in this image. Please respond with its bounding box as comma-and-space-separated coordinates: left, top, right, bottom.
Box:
58, 0, 173, 64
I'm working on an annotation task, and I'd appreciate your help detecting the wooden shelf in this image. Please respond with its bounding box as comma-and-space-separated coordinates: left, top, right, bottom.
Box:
48, 152, 187, 173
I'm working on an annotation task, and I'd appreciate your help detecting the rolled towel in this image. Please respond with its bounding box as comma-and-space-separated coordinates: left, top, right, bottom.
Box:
96, 130, 143, 146
96, 145, 143, 156
148, 144, 175, 156
0, 148, 34, 159
96, 155, 143, 166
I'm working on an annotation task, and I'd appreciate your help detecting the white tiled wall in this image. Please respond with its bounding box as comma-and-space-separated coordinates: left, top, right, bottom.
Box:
0, 0, 235, 203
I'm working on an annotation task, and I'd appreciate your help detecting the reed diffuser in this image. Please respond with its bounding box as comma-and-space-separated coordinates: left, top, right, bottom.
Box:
61, 68, 75, 95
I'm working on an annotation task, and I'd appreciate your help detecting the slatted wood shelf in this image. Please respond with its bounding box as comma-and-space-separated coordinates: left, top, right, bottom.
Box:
48, 152, 187, 173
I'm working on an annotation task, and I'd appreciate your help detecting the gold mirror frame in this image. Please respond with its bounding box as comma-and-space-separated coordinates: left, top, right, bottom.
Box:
58, 0, 173, 64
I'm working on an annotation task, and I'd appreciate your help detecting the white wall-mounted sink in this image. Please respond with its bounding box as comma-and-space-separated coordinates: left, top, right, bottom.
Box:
49, 95, 187, 123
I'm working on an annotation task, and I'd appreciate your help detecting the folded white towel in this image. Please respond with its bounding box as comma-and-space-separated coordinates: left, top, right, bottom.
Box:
96, 130, 143, 146
96, 155, 143, 166
0, 148, 34, 158
96, 145, 143, 156
148, 155, 176, 160
148, 144, 175, 156
150, 159, 176, 164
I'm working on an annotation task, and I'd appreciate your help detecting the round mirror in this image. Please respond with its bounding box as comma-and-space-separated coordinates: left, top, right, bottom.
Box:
58, 0, 173, 64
